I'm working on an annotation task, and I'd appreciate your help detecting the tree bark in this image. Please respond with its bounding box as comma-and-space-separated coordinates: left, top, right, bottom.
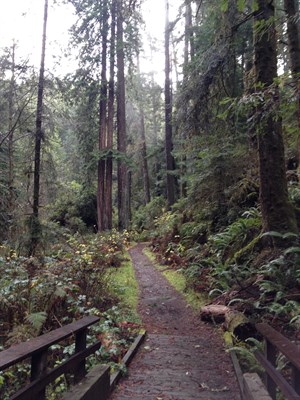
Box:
254, 0, 297, 236
105, 0, 116, 230
8, 42, 16, 214
150, 71, 162, 196
165, 0, 177, 207
117, 0, 128, 229
186, 0, 194, 60
140, 111, 151, 205
97, 0, 109, 232
284, 0, 300, 77
284, 0, 300, 160
29, 0, 48, 255
179, 0, 193, 198
137, 55, 151, 205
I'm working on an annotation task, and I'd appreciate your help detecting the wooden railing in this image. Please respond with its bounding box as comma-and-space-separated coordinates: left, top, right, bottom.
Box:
255, 323, 300, 400
0, 315, 101, 400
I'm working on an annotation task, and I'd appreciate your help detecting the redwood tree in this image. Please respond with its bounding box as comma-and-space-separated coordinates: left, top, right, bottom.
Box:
284, 0, 300, 80
254, 0, 297, 235
137, 55, 151, 205
8, 43, 16, 214
164, 0, 177, 207
29, 0, 48, 255
97, 0, 109, 232
105, 0, 117, 230
284, 0, 300, 159
117, 0, 128, 229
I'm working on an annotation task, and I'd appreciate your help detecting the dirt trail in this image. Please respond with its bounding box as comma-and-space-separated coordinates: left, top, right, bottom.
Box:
110, 243, 240, 400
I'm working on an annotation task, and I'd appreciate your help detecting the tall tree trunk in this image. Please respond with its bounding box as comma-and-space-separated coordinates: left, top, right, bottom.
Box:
8, 42, 16, 215
97, 0, 109, 232
284, 0, 300, 77
179, 0, 193, 198
254, 0, 297, 236
137, 55, 151, 205
128, 169, 132, 222
105, 0, 116, 230
165, 0, 177, 207
186, 0, 194, 60
117, 0, 128, 229
29, 0, 48, 255
150, 71, 162, 196
140, 111, 151, 204
284, 0, 300, 160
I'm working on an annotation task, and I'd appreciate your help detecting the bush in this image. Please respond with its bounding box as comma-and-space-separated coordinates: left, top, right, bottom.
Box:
132, 196, 167, 232
0, 230, 138, 399
49, 184, 97, 232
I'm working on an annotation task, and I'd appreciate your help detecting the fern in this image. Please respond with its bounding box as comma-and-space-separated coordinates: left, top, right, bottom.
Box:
229, 345, 263, 373
210, 209, 261, 260
25, 311, 47, 332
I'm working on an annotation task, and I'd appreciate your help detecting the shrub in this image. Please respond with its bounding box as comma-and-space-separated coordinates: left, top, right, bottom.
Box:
49, 185, 97, 232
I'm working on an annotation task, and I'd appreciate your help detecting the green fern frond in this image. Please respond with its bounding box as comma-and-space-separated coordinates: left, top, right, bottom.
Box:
26, 311, 47, 332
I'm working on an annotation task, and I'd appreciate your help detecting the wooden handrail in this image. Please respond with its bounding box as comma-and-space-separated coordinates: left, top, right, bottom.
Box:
255, 323, 300, 400
256, 323, 300, 370
11, 342, 101, 400
0, 315, 101, 400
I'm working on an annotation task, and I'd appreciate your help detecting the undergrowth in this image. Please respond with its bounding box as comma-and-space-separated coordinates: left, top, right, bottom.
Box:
0, 230, 141, 399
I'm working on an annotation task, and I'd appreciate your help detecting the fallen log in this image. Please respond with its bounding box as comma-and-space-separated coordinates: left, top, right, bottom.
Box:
200, 305, 231, 323
200, 305, 256, 340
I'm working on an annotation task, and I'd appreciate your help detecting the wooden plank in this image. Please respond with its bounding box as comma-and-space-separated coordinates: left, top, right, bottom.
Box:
256, 323, 300, 370
265, 339, 277, 399
122, 331, 146, 366
0, 316, 99, 371
110, 330, 146, 390
10, 341, 101, 400
229, 348, 244, 398
62, 364, 110, 400
255, 350, 300, 400
243, 372, 272, 400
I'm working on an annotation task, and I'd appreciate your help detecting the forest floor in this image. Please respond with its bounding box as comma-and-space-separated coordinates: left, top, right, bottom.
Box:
109, 243, 241, 400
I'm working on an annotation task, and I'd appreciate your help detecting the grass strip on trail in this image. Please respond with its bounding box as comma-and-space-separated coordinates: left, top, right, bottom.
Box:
143, 248, 207, 310
108, 252, 140, 322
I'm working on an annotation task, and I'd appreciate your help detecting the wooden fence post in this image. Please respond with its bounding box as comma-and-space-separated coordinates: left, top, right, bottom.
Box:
74, 328, 87, 383
31, 350, 48, 400
265, 338, 277, 400
292, 365, 300, 395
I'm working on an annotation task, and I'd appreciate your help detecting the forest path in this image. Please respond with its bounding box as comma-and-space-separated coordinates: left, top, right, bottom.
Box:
109, 243, 240, 400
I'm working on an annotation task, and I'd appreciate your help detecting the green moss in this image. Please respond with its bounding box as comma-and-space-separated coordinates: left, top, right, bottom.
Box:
163, 269, 207, 310
230, 234, 261, 263
108, 253, 140, 322
143, 248, 207, 310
